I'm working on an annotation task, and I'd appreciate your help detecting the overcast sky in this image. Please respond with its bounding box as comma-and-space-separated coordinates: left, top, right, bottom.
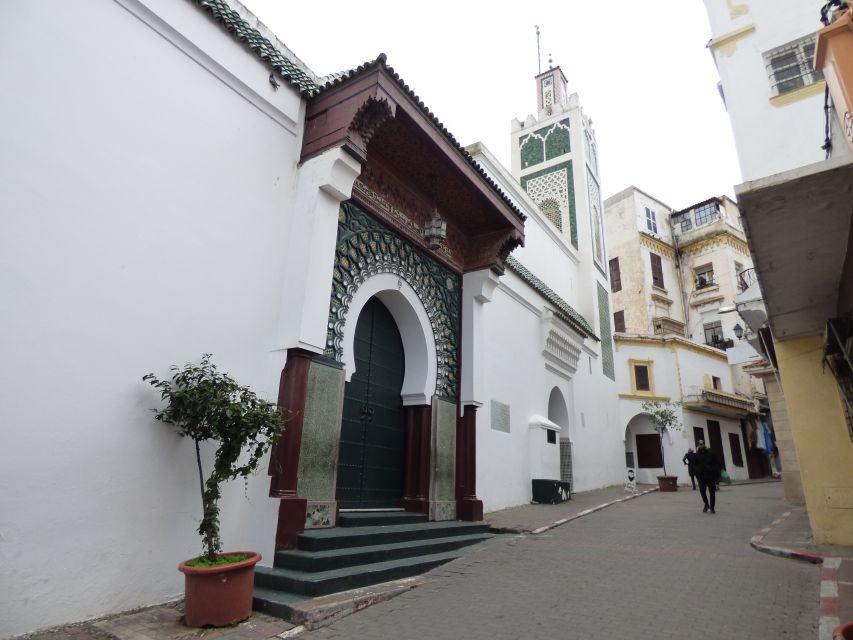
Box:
241, 0, 742, 211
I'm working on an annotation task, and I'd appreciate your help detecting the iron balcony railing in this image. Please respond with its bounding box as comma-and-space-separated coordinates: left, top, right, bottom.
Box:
738, 267, 757, 292
706, 338, 735, 351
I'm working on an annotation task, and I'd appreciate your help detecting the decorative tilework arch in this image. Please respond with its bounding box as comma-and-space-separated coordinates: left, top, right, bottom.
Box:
521, 161, 577, 248
327, 201, 460, 401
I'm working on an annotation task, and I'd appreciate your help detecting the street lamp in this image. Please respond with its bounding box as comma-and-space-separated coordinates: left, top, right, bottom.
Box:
734, 323, 744, 339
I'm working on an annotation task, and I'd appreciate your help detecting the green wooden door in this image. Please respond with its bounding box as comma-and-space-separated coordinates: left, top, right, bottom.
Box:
336, 297, 406, 509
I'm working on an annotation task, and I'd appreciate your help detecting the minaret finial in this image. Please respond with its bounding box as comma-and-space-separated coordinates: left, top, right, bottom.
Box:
535, 25, 541, 75
548, 53, 553, 70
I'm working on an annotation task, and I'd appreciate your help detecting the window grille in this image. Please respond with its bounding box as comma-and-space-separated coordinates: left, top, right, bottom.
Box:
764, 34, 823, 97
560, 440, 573, 484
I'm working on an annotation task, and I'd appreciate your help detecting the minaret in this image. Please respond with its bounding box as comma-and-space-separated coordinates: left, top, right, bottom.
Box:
511, 63, 614, 380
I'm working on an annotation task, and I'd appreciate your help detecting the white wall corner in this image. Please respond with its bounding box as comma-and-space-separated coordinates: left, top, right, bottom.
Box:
460, 269, 501, 405
315, 149, 363, 202
467, 268, 502, 303
276, 147, 363, 353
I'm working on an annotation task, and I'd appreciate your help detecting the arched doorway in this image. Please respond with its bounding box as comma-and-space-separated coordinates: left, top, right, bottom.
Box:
624, 413, 661, 485
336, 296, 407, 508
548, 387, 572, 486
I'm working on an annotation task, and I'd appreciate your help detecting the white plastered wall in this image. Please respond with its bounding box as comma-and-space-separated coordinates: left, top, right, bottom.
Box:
0, 1, 359, 635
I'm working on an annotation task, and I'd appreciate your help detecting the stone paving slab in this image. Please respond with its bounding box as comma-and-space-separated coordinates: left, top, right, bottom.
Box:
14, 602, 296, 640
749, 502, 853, 637
300, 482, 820, 640
484, 483, 654, 533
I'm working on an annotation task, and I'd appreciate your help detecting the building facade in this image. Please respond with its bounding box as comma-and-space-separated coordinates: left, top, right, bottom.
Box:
0, 1, 626, 635
604, 187, 773, 486
704, 0, 853, 545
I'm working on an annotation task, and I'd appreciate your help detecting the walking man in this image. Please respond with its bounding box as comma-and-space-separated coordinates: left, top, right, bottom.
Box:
694, 440, 720, 513
682, 447, 697, 490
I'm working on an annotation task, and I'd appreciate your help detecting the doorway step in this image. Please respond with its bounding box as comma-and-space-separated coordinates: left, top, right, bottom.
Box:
253, 511, 491, 620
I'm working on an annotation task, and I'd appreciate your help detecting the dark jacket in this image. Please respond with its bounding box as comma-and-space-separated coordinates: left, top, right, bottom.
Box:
694, 447, 720, 482
682, 451, 697, 473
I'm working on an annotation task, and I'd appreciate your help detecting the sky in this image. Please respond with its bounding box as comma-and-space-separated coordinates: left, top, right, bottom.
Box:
240, 0, 743, 211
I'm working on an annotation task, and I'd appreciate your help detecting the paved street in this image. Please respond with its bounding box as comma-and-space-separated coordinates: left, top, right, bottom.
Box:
304, 483, 819, 640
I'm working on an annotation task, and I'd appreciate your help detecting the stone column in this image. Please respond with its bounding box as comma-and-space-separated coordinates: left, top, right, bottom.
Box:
456, 404, 483, 521
402, 404, 431, 514
269, 348, 312, 550
455, 269, 499, 522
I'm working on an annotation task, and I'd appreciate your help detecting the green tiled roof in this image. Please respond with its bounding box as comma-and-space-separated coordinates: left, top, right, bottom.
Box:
506, 256, 598, 341
195, 0, 318, 96
192, 2, 525, 223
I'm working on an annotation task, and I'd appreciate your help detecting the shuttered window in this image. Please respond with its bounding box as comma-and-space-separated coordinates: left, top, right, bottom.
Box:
613, 310, 626, 333
609, 257, 622, 292
634, 364, 650, 391
650, 252, 664, 288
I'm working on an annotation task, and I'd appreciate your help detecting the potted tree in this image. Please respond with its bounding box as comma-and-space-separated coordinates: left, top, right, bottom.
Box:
143, 354, 283, 627
641, 400, 683, 492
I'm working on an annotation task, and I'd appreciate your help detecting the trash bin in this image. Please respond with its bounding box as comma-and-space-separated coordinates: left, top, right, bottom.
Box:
532, 479, 571, 504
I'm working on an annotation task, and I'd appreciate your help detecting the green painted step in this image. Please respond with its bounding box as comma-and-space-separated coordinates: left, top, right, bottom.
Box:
296, 520, 490, 551
274, 532, 492, 571
252, 587, 305, 620
338, 511, 429, 527
255, 549, 466, 597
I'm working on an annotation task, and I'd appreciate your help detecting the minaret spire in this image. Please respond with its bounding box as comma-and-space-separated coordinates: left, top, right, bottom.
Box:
535, 25, 541, 75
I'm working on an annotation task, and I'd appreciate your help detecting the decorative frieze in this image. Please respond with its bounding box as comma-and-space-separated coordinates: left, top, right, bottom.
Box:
326, 202, 460, 400
543, 327, 582, 376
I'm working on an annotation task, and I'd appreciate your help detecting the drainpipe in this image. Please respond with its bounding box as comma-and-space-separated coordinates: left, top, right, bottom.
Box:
670, 217, 691, 335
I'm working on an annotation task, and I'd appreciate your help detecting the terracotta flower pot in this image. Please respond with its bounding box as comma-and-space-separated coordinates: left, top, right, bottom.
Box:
657, 475, 678, 492
834, 621, 853, 640
178, 551, 261, 627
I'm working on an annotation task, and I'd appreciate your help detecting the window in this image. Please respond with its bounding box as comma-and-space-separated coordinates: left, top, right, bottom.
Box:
634, 364, 650, 391
613, 310, 626, 333
704, 320, 723, 346
636, 434, 663, 468
712, 376, 722, 391
650, 252, 664, 288
630, 359, 654, 395
609, 257, 622, 292
673, 211, 692, 232
704, 321, 723, 344
694, 201, 720, 227
645, 207, 658, 234
695, 264, 715, 289
546, 429, 557, 444
764, 34, 824, 97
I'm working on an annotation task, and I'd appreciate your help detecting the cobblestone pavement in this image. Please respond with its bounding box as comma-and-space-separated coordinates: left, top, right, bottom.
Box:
304, 482, 819, 640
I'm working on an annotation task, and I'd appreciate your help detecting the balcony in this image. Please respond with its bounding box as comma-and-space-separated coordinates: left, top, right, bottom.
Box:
706, 338, 735, 351
737, 267, 757, 292
683, 386, 756, 418
652, 316, 686, 337
816, 6, 853, 155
